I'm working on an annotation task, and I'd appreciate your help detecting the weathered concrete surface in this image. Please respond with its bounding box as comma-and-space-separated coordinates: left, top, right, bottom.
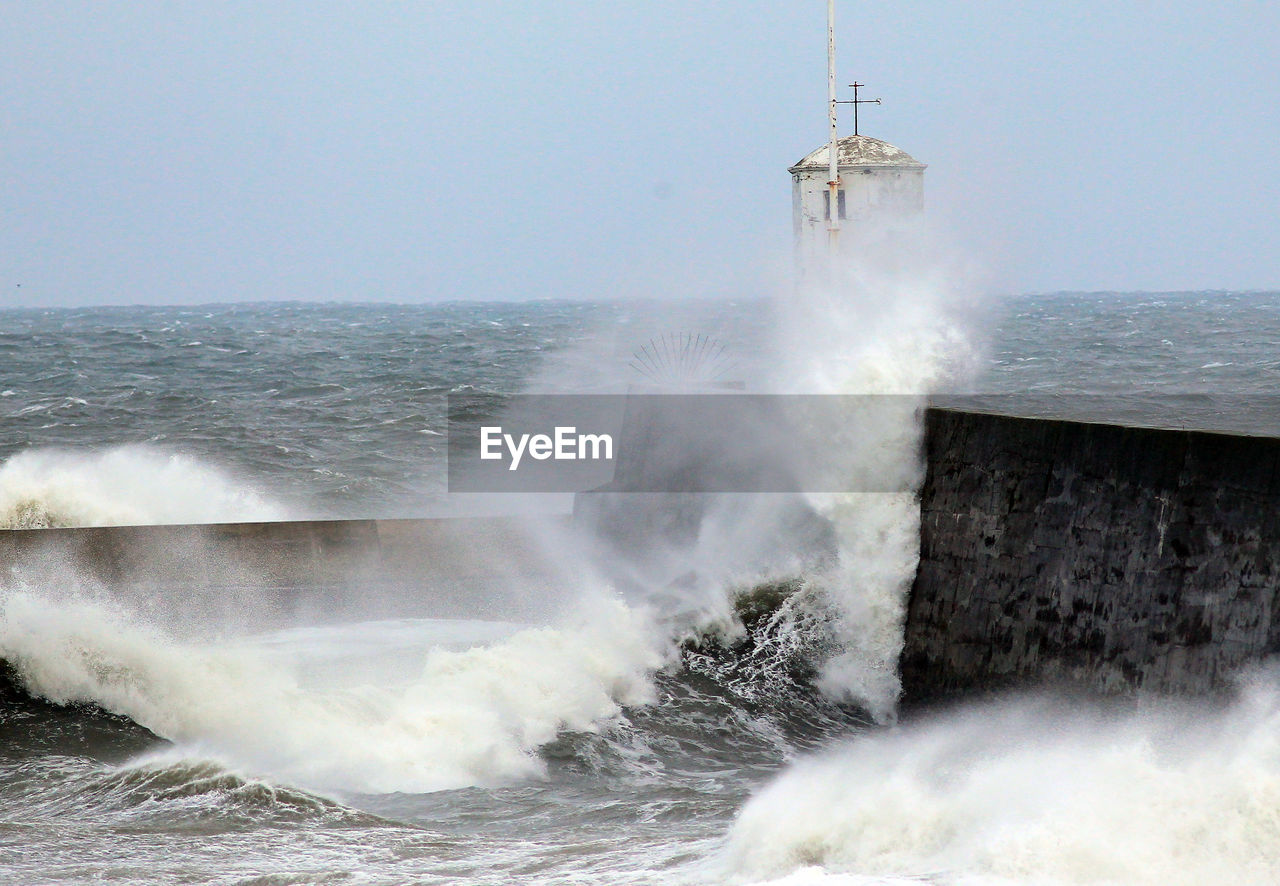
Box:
903, 407, 1280, 698
0, 516, 571, 624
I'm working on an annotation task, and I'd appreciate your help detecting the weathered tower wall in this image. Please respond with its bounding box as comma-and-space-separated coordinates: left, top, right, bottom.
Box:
791, 165, 925, 271
788, 134, 926, 273
791, 165, 925, 234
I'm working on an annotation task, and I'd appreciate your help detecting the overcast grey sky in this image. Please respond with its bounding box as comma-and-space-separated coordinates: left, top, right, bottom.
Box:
2, 2, 1277, 307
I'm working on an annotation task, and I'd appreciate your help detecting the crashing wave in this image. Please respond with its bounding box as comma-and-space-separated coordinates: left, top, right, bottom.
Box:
0, 446, 285, 528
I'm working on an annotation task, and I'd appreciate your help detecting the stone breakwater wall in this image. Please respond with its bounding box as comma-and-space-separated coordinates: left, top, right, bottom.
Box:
0, 516, 570, 623
902, 407, 1280, 698
5, 407, 1278, 698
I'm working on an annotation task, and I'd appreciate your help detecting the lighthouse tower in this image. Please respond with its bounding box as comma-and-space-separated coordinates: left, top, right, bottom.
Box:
791, 2, 925, 274
789, 134, 926, 270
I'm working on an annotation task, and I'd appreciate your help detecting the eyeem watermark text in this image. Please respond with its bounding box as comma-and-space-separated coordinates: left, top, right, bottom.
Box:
480, 426, 614, 471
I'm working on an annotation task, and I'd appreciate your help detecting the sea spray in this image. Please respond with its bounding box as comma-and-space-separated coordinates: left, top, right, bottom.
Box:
725, 680, 1280, 885
0, 445, 285, 528
766, 234, 978, 721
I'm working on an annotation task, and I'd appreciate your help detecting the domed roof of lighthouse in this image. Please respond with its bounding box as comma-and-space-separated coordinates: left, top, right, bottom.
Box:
789, 134, 926, 173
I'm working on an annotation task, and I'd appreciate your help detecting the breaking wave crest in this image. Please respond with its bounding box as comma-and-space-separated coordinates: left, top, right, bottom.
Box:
0, 587, 663, 794
5, 753, 380, 826
0, 445, 286, 528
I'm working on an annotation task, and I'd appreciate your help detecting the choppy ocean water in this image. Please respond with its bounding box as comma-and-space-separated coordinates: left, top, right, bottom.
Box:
5, 290, 1279, 524
4, 289, 1280, 885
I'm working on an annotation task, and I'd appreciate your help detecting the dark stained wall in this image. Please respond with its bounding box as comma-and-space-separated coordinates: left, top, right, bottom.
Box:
902, 408, 1280, 698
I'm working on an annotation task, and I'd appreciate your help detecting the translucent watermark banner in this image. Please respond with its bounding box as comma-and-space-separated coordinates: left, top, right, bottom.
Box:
446, 394, 927, 493
446, 392, 1280, 493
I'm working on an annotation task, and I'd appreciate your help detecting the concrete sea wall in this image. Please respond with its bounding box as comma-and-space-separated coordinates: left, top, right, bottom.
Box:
0, 516, 570, 624
902, 407, 1280, 698
5, 408, 1280, 698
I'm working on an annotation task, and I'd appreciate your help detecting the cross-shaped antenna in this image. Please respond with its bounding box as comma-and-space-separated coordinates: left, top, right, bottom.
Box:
835, 82, 881, 136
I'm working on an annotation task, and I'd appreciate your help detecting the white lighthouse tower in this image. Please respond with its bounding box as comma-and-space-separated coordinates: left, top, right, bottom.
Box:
791, 3, 925, 273
789, 135, 926, 269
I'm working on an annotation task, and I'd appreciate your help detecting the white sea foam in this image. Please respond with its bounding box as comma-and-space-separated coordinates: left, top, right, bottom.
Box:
0, 445, 285, 528
727, 682, 1280, 885
0, 585, 663, 794
741, 870, 916, 886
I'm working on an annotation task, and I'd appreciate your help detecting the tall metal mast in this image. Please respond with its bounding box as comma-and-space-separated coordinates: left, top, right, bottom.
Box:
826, 0, 840, 253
